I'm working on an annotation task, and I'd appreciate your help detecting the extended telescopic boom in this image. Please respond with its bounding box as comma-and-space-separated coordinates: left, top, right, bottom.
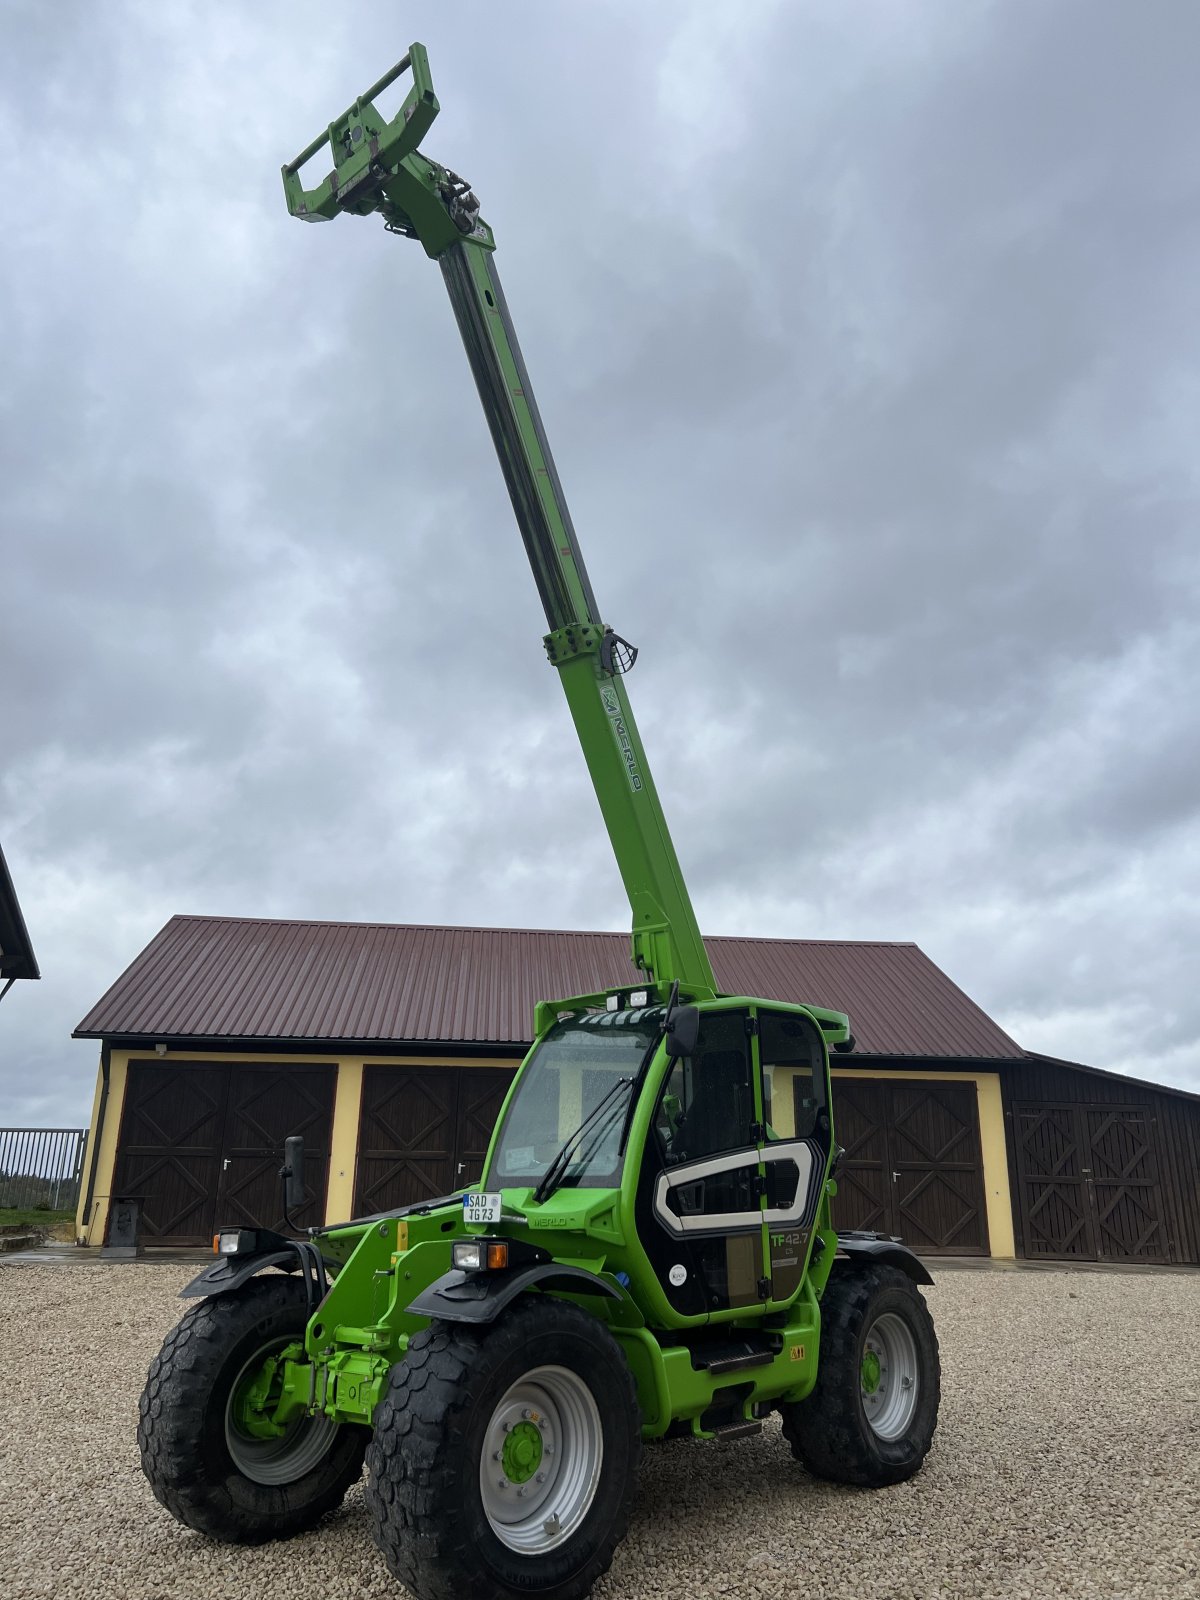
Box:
284, 44, 717, 998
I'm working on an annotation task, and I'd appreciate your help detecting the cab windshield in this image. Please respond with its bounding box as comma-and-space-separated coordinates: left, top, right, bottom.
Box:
488, 1009, 663, 1190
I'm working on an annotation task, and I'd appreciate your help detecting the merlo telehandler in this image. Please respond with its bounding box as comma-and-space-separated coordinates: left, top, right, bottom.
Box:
138, 45, 940, 1600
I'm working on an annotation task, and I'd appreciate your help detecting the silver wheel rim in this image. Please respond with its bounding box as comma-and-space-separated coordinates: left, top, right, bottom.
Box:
478, 1364, 603, 1554
224, 1340, 339, 1486
860, 1311, 920, 1441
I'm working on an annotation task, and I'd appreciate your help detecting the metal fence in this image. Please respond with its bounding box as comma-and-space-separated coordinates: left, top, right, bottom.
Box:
0, 1127, 88, 1211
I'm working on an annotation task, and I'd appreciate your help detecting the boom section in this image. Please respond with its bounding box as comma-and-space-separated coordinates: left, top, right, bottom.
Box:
282, 46, 716, 997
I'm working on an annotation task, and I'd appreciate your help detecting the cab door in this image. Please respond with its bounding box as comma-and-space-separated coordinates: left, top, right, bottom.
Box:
640, 1008, 769, 1316
756, 1007, 832, 1303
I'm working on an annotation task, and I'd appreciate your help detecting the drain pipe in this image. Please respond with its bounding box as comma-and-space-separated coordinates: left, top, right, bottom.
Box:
79, 1041, 111, 1245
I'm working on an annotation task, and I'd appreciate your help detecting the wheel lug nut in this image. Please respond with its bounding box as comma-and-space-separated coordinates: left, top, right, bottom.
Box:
493, 1450, 502, 1461
536, 1472, 545, 1483
516, 1487, 526, 1498
497, 1478, 506, 1489
522, 1408, 532, 1420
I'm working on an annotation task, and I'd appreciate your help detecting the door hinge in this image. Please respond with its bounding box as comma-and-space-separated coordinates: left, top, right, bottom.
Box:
749, 1121, 766, 1143
744, 1016, 759, 1037
750, 1172, 767, 1199
756, 1276, 771, 1300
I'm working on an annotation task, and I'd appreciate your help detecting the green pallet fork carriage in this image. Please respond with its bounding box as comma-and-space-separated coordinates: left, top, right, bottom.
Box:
139, 45, 941, 1600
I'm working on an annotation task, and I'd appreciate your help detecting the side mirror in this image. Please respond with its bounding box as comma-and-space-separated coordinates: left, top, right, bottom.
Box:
281, 1135, 306, 1213
665, 1004, 699, 1060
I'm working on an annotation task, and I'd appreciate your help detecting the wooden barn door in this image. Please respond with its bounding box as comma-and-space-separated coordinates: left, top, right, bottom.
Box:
827, 1079, 891, 1234
1014, 1102, 1169, 1263
830, 1078, 990, 1255
216, 1066, 335, 1236
111, 1062, 227, 1245
456, 1070, 517, 1190
354, 1065, 517, 1214
112, 1060, 335, 1245
355, 1067, 459, 1214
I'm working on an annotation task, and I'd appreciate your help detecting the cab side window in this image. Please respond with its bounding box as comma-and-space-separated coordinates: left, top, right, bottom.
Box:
657, 1010, 753, 1164
759, 1011, 827, 1144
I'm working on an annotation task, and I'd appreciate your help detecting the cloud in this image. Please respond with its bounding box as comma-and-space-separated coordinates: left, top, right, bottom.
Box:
2, 0, 1198, 1125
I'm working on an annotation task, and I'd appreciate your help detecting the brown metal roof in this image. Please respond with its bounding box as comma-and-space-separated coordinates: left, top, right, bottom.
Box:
74, 915, 1022, 1060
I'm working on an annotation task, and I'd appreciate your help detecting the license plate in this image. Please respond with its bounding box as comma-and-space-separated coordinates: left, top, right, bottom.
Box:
463, 1191, 503, 1224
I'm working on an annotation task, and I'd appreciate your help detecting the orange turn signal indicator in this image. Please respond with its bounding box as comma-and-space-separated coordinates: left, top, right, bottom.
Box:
486, 1242, 509, 1270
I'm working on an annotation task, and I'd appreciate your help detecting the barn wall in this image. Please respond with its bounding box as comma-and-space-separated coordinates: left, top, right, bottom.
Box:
1000, 1059, 1200, 1266
77, 1047, 521, 1246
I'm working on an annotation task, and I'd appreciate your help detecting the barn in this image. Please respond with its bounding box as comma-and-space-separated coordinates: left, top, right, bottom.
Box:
72, 915, 1200, 1266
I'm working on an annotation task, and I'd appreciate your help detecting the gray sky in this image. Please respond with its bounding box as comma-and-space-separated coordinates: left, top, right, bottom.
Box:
2, 0, 1198, 1125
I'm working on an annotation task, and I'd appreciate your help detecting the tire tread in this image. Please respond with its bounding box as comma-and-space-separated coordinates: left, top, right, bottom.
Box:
780, 1264, 940, 1487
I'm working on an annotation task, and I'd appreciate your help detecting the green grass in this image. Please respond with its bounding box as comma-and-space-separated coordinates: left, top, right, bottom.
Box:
0, 1207, 74, 1229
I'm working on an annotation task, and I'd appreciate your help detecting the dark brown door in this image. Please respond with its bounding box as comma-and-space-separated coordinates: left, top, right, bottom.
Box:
112, 1060, 336, 1245
1085, 1108, 1169, 1262
112, 1063, 227, 1244
830, 1078, 990, 1255
217, 1066, 334, 1234
456, 1070, 516, 1189
1012, 1104, 1097, 1259
888, 1082, 989, 1253
1014, 1103, 1169, 1263
354, 1065, 517, 1214
355, 1067, 458, 1213
826, 1079, 890, 1233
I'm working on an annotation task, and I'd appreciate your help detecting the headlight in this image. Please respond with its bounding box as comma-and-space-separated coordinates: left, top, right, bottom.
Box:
452, 1239, 509, 1272
213, 1229, 257, 1255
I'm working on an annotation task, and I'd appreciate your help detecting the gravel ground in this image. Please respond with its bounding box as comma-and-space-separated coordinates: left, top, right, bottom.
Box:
1, 1262, 1197, 1600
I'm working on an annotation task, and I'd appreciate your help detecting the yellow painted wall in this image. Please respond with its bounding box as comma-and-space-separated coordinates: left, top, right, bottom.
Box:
76, 1053, 129, 1247
325, 1061, 363, 1224
77, 1048, 522, 1245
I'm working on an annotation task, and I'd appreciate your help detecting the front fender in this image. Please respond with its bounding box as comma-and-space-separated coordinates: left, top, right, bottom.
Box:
834, 1230, 935, 1287
178, 1251, 298, 1299
408, 1262, 622, 1325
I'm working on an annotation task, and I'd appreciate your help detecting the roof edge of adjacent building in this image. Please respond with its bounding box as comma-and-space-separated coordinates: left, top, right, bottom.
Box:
1021, 1049, 1200, 1106
0, 843, 40, 982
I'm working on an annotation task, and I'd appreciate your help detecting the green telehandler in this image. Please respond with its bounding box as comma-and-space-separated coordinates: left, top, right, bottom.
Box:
139, 45, 940, 1600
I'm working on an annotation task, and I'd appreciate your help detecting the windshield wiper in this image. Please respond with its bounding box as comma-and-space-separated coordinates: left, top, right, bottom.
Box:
532, 1076, 633, 1205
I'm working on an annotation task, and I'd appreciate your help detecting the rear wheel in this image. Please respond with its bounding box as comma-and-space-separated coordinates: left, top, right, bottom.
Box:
138, 1274, 367, 1542
780, 1264, 939, 1486
367, 1297, 641, 1600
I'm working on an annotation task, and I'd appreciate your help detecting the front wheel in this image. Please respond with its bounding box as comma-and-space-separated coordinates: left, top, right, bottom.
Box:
779, 1264, 940, 1486
367, 1297, 641, 1600
138, 1274, 368, 1542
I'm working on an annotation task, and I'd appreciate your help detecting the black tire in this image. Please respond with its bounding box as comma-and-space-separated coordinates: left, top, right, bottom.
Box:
367, 1297, 641, 1600
138, 1274, 368, 1543
780, 1264, 940, 1487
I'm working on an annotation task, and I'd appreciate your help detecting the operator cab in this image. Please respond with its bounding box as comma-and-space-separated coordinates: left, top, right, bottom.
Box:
485, 996, 832, 1326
